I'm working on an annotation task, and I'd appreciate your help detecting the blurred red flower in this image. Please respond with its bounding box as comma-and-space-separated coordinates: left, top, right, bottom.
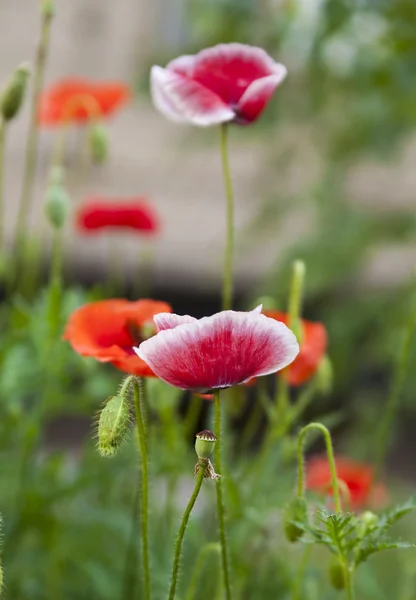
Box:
264, 311, 327, 386
76, 199, 159, 234
306, 456, 387, 510
38, 78, 130, 125
135, 306, 299, 392
63, 299, 171, 376
151, 43, 287, 126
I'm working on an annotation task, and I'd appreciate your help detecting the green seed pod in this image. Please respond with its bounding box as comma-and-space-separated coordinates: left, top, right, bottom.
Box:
283, 497, 308, 543
360, 511, 378, 527
41, 0, 55, 17
329, 557, 346, 590
195, 430, 216, 460
98, 395, 131, 457
88, 122, 109, 164
45, 181, 70, 229
0, 62, 30, 121
315, 355, 333, 395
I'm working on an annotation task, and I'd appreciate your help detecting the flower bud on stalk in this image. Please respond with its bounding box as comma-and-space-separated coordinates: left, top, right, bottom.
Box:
329, 557, 345, 590
0, 62, 30, 121
88, 121, 109, 164
283, 496, 308, 542
98, 394, 132, 457
44, 167, 70, 229
41, 0, 55, 17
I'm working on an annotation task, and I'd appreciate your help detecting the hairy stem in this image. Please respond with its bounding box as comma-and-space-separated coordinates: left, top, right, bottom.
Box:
220, 123, 235, 311
214, 389, 232, 600
0, 118, 6, 252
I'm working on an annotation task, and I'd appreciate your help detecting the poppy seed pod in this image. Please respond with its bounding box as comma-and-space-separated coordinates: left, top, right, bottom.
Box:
44, 170, 70, 229
0, 62, 30, 121
97, 394, 131, 457
41, 0, 55, 17
195, 430, 217, 460
88, 122, 109, 164
283, 497, 308, 543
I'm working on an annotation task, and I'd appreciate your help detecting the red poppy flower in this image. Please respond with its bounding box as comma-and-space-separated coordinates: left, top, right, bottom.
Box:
135, 306, 299, 392
38, 78, 130, 125
306, 456, 387, 510
151, 43, 287, 126
76, 198, 159, 234
63, 299, 172, 376
264, 311, 327, 386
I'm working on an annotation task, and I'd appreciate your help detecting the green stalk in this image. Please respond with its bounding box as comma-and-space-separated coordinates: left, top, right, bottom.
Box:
343, 564, 355, 600
375, 289, 416, 477
185, 543, 221, 600
214, 389, 232, 600
168, 461, 207, 600
14, 3, 54, 256
292, 545, 312, 600
297, 422, 341, 512
0, 118, 6, 252
220, 123, 234, 311
133, 377, 151, 600
47, 228, 63, 338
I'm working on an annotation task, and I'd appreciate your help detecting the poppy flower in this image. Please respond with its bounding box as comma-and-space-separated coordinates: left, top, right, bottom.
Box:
63, 299, 171, 376
76, 198, 159, 234
135, 306, 299, 392
151, 43, 287, 126
264, 311, 327, 386
306, 456, 388, 510
38, 78, 130, 125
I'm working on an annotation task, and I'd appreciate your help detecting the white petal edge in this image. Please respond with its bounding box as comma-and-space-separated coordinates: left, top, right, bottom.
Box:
150, 66, 235, 127
193, 43, 284, 76
154, 312, 197, 332
238, 69, 287, 116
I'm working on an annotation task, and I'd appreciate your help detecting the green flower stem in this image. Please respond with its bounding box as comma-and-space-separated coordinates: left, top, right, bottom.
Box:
214, 389, 232, 600
0, 118, 6, 252
292, 545, 312, 600
168, 461, 208, 600
220, 123, 235, 311
14, 4, 54, 257
132, 377, 151, 600
344, 564, 355, 600
375, 289, 416, 477
185, 542, 221, 600
297, 422, 341, 512
47, 228, 63, 338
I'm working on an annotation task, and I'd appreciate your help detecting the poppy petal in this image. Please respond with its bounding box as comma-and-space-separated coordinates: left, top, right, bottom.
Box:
154, 313, 197, 331
237, 70, 287, 123
135, 309, 299, 391
150, 66, 235, 126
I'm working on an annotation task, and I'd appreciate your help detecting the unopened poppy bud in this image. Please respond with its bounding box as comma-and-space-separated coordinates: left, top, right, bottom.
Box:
283, 497, 308, 542
361, 511, 378, 527
97, 394, 131, 457
195, 430, 216, 459
141, 320, 156, 340
88, 122, 109, 164
41, 0, 55, 17
0, 62, 30, 121
329, 557, 345, 590
315, 355, 333, 395
45, 178, 70, 229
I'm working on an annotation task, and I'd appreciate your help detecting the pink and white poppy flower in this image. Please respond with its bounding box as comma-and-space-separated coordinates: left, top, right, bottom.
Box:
151, 43, 287, 127
134, 307, 299, 392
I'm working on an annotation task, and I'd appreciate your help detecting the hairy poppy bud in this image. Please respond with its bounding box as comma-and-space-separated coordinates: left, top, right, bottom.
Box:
361, 511, 378, 527
0, 62, 30, 121
97, 394, 131, 457
195, 430, 216, 460
284, 497, 308, 542
88, 122, 109, 164
329, 557, 345, 590
45, 168, 70, 229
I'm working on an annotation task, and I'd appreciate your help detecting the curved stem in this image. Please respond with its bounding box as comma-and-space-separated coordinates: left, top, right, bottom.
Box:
220, 123, 234, 311
0, 118, 6, 252
14, 6, 54, 255
297, 422, 341, 513
168, 460, 207, 600
375, 288, 416, 478
185, 542, 221, 600
132, 377, 151, 600
214, 389, 232, 600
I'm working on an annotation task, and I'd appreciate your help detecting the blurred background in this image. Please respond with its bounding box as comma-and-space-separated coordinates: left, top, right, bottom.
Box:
1, 0, 416, 468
